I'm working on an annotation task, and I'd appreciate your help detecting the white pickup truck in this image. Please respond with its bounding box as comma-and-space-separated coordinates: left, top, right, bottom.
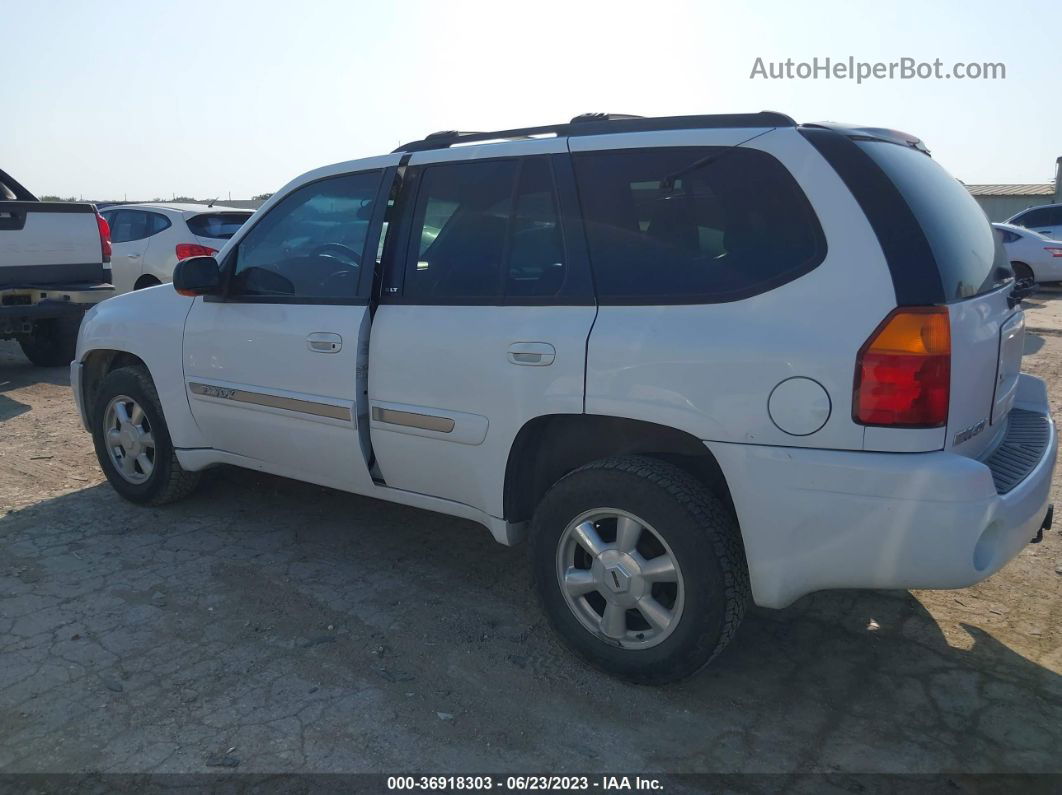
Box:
0, 168, 113, 366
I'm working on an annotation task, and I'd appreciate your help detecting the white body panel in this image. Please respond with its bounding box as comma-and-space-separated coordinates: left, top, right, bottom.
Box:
716, 374, 1055, 608
182, 300, 374, 494
0, 206, 100, 270
74, 285, 205, 448
577, 127, 899, 451
368, 305, 595, 517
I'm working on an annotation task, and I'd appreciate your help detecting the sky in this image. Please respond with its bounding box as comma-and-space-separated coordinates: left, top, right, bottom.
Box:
4, 0, 1059, 199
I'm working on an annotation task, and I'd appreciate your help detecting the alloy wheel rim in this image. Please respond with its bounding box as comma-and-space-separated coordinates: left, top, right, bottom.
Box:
556, 508, 685, 649
103, 395, 156, 485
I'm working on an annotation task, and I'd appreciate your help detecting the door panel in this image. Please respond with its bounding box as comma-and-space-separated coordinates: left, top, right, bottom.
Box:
368, 305, 595, 515
366, 145, 596, 518
180, 161, 396, 493
183, 301, 371, 492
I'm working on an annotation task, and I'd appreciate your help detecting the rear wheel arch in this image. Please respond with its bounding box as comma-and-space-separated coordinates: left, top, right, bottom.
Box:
133, 274, 162, 290
504, 414, 737, 526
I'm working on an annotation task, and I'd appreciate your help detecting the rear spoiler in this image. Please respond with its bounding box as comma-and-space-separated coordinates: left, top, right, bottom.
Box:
0, 168, 38, 202
802, 122, 930, 155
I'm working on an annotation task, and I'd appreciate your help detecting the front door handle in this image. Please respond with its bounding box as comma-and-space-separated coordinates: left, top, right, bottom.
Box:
307, 332, 342, 353
507, 342, 555, 366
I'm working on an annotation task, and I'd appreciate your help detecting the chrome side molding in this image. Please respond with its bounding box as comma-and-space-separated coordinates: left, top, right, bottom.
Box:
188, 382, 351, 421
371, 406, 455, 433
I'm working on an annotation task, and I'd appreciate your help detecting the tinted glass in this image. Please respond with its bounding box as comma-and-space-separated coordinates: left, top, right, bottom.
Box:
231, 171, 380, 300
404, 160, 517, 299
858, 141, 1008, 300
1013, 208, 1049, 227
573, 147, 825, 301
507, 158, 566, 297
110, 210, 151, 244
147, 212, 171, 235
188, 212, 251, 240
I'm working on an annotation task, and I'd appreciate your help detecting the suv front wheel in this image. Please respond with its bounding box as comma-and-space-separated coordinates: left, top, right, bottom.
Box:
91, 366, 201, 505
530, 456, 749, 684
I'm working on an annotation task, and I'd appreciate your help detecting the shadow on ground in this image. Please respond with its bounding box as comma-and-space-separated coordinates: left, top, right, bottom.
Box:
0, 469, 1059, 774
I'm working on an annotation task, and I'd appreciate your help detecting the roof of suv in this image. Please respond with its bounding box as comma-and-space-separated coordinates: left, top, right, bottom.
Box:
394, 112, 930, 156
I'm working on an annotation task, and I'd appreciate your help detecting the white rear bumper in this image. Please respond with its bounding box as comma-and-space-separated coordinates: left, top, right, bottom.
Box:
709, 374, 1056, 608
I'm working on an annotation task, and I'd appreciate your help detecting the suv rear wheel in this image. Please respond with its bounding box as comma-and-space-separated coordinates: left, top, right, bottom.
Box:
91, 366, 201, 505
530, 456, 749, 684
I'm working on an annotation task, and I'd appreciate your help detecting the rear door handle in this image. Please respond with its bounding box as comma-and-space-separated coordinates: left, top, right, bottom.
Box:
307, 332, 342, 353
507, 342, 555, 366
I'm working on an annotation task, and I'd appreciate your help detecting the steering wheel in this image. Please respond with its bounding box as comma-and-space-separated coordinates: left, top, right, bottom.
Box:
310, 243, 361, 266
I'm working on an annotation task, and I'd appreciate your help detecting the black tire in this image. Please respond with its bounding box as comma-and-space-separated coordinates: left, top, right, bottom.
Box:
1012, 261, 1035, 283
134, 275, 161, 290
530, 456, 750, 684
91, 366, 201, 505
17, 316, 81, 367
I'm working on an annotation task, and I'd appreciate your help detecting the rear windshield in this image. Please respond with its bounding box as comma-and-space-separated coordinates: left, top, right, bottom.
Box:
856, 141, 1009, 301
187, 212, 251, 240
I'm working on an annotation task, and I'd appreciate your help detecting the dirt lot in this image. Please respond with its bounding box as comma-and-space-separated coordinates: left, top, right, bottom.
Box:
1, 297, 1060, 777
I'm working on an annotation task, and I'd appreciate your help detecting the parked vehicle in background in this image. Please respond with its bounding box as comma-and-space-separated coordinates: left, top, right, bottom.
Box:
0, 167, 113, 366
98, 204, 251, 294
994, 222, 1062, 283
1007, 203, 1062, 241
73, 113, 1055, 683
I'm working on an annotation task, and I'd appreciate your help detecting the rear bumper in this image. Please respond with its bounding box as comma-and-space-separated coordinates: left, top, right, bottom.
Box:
709, 374, 1057, 608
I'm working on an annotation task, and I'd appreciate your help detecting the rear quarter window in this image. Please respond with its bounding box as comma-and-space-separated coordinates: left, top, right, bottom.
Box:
856, 141, 1009, 301
187, 212, 252, 240
572, 147, 826, 303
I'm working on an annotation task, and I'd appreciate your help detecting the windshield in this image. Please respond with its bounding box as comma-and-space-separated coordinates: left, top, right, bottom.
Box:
857, 141, 1009, 301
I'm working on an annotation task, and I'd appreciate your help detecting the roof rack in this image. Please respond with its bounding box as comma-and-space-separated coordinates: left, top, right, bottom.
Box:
394, 111, 796, 153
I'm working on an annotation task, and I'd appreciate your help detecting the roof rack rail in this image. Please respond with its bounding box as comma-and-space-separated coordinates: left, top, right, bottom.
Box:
393, 111, 796, 153
569, 112, 644, 124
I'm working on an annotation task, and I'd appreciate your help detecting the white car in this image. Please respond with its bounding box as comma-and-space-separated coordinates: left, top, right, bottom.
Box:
98, 203, 251, 294
1007, 202, 1062, 241
72, 113, 1056, 683
994, 222, 1062, 283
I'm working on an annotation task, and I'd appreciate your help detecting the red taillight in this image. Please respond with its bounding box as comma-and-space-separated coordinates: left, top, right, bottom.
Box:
96, 213, 111, 263
854, 307, 951, 428
1044, 246, 1062, 258
176, 243, 218, 260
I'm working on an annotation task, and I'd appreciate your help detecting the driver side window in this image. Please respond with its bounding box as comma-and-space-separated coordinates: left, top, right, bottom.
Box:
230, 170, 381, 300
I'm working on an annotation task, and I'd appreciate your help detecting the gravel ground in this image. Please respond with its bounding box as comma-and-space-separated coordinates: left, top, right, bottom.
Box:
0, 297, 1060, 776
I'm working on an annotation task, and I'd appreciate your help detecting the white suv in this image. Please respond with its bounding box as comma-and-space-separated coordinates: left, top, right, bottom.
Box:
72, 113, 1057, 683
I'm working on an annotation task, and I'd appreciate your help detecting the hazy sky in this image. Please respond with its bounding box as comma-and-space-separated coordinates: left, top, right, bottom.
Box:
6, 0, 1059, 199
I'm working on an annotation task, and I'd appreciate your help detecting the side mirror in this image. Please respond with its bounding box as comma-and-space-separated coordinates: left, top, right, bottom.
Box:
173, 256, 222, 297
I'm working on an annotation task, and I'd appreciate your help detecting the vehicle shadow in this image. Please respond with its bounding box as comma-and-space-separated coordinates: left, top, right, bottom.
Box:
0, 469, 1059, 775
0, 340, 70, 423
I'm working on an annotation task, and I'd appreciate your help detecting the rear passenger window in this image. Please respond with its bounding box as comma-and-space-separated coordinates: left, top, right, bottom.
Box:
572, 148, 825, 302
402, 157, 567, 301
405, 160, 517, 300
109, 210, 152, 244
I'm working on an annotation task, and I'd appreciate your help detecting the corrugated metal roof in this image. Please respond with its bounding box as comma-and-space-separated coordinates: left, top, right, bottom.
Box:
966, 183, 1055, 197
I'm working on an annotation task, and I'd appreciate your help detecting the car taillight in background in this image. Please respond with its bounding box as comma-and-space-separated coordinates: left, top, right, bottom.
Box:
853, 307, 951, 428
1044, 246, 1062, 258
96, 213, 111, 263
176, 243, 218, 260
